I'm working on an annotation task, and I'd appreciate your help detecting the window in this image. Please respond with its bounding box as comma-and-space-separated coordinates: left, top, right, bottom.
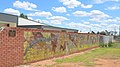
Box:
61, 30, 66, 32
9, 30, 16, 37
7, 24, 9, 27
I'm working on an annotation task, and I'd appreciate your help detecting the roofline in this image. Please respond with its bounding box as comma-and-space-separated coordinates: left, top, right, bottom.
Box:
18, 25, 78, 31
43, 25, 78, 31
0, 12, 78, 31
0, 12, 47, 25
0, 12, 18, 17
18, 16, 47, 25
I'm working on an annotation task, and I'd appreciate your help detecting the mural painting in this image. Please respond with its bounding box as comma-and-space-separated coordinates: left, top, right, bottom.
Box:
24, 31, 98, 63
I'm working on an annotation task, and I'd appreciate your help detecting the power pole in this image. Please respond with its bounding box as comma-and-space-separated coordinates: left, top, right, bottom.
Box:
89, 28, 91, 33
119, 26, 120, 36
114, 26, 117, 36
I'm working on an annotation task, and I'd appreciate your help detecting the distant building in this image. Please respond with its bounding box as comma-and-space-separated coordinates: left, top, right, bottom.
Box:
0, 13, 78, 33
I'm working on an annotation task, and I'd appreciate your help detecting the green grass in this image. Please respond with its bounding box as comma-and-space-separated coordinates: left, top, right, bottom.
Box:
55, 43, 120, 66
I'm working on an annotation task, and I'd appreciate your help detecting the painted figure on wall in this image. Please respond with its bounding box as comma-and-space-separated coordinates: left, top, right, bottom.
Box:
51, 33, 58, 53
59, 33, 68, 51
24, 32, 48, 55
69, 34, 77, 47
23, 31, 99, 63
32, 32, 46, 49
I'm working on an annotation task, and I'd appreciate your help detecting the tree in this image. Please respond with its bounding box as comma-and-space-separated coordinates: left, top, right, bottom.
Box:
20, 13, 28, 19
97, 31, 100, 34
110, 31, 114, 35
105, 30, 111, 35
99, 30, 116, 35
99, 31, 106, 35
91, 31, 96, 34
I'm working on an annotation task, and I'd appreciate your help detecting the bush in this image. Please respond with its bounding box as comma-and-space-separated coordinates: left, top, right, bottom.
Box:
108, 42, 113, 47
99, 42, 113, 47
99, 43, 105, 47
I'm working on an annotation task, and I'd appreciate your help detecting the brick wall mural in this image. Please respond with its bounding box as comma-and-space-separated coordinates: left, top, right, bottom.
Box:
0, 27, 99, 66
23, 31, 99, 63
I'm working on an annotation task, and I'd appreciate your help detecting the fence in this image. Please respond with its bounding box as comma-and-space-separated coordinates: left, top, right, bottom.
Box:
0, 27, 100, 67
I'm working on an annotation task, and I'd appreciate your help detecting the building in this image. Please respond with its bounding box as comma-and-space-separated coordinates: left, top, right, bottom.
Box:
0, 13, 78, 32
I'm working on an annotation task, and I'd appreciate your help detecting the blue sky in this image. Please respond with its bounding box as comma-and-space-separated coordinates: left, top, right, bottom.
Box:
0, 0, 120, 33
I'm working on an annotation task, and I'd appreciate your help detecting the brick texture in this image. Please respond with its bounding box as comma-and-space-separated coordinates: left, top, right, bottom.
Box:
0, 27, 24, 67
0, 27, 100, 67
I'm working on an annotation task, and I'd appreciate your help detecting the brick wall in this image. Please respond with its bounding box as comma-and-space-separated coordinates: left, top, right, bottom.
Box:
0, 27, 24, 67
0, 27, 100, 67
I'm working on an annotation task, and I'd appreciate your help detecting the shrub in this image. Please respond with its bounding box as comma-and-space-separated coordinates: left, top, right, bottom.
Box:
99, 42, 113, 47
108, 41, 113, 47
99, 43, 105, 47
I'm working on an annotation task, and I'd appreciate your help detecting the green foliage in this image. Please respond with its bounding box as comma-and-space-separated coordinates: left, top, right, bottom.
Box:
20, 13, 28, 19
91, 31, 96, 34
99, 31, 106, 35
99, 42, 113, 47
108, 42, 113, 47
110, 42, 120, 48
99, 43, 105, 47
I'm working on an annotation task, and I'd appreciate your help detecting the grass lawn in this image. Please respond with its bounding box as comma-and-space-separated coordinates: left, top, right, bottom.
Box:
55, 43, 120, 66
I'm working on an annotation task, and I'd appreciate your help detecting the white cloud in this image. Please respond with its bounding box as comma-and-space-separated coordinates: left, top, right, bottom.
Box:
107, 24, 119, 33
83, 22, 90, 24
73, 10, 110, 18
48, 16, 68, 21
89, 18, 102, 22
105, 17, 120, 23
66, 22, 91, 32
92, 0, 119, 4
66, 21, 119, 33
27, 11, 52, 17
50, 20, 63, 24
60, 0, 93, 9
59, 0, 81, 8
66, 14, 70, 16
91, 24, 102, 28
48, 16, 68, 24
73, 10, 111, 23
66, 22, 91, 29
81, 4, 93, 8
3, 8, 20, 15
13, 1, 37, 10
28, 17, 33, 20
90, 10, 110, 18
35, 16, 69, 25
73, 11, 90, 17
52, 7, 67, 13
90, 16, 120, 23
100, 23, 108, 26
105, 6, 120, 10
72, 10, 120, 24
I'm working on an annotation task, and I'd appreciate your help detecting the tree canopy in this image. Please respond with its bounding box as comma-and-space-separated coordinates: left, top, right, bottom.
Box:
20, 13, 28, 19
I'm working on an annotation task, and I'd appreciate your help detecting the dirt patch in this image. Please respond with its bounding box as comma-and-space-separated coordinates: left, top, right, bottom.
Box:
28, 58, 120, 67
52, 62, 85, 67
94, 58, 120, 67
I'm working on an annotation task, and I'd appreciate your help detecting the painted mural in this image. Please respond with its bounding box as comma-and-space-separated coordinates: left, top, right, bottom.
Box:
24, 31, 99, 63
